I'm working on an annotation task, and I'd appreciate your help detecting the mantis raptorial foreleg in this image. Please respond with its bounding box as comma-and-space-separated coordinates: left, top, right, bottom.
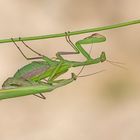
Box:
47, 61, 63, 82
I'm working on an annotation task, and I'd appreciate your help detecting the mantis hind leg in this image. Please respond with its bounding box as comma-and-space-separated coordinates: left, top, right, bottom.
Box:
11, 38, 44, 60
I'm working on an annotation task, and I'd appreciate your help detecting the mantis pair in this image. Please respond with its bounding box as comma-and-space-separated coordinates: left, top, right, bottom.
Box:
1, 32, 123, 100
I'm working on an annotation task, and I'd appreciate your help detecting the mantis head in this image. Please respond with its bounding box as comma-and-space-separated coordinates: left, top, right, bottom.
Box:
79, 33, 106, 44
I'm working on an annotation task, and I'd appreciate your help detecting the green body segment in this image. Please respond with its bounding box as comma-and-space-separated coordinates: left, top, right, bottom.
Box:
13, 60, 71, 82
14, 61, 50, 79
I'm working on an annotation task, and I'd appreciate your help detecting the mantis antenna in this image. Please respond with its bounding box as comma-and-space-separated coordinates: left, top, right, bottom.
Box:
78, 69, 106, 78
106, 60, 127, 70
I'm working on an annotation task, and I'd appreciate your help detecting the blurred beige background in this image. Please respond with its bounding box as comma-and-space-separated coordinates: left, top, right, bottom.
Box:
0, 0, 140, 140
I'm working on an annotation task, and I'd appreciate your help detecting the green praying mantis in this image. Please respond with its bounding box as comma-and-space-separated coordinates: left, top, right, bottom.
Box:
1, 32, 118, 100
0, 32, 125, 100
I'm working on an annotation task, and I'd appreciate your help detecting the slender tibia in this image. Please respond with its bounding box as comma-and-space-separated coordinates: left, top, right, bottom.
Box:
107, 60, 127, 70
56, 32, 79, 60
56, 32, 80, 60
11, 38, 43, 60
19, 37, 44, 56
65, 32, 78, 52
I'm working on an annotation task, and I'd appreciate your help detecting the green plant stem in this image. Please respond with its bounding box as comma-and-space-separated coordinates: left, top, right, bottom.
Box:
0, 19, 140, 44
0, 85, 53, 100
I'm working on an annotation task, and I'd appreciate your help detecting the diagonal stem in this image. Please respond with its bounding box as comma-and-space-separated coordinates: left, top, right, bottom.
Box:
0, 19, 140, 44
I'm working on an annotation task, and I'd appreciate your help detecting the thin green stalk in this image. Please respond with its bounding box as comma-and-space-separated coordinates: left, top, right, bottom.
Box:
0, 85, 53, 100
0, 19, 140, 44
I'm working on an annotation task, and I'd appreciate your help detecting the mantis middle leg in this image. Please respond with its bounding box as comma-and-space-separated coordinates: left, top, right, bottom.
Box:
56, 32, 106, 61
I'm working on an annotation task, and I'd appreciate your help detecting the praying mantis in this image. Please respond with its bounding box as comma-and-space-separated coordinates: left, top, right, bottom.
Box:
1, 32, 122, 100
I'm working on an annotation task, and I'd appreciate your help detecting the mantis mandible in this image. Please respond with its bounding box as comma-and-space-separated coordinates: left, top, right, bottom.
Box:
2, 32, 121, 99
